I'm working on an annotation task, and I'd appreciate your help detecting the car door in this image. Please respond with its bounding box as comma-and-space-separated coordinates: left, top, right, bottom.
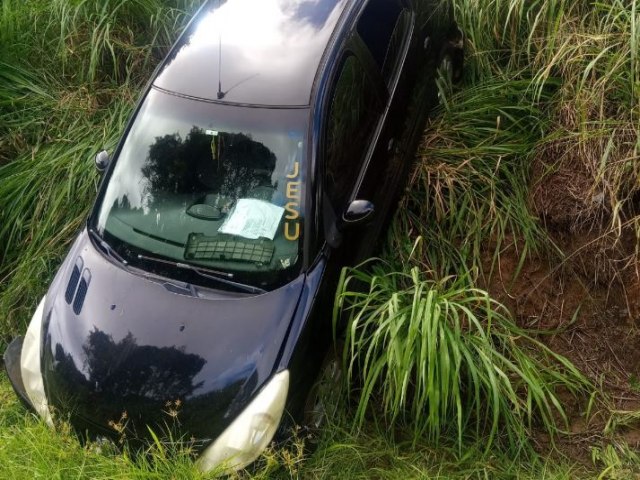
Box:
320, 48, 385, 248
319, 0, 415, 254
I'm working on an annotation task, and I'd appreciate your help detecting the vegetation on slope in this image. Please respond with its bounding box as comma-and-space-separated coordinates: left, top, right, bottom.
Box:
335, 263, 590, 453
0, 0, 200, 338
1, 0, 639, 478
338, 0, 640, 474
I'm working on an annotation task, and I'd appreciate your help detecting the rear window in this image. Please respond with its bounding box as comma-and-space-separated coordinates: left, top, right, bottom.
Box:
356, 0, 403, 70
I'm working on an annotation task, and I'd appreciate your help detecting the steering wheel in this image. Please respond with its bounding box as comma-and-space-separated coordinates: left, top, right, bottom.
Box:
247, 185, 276, 202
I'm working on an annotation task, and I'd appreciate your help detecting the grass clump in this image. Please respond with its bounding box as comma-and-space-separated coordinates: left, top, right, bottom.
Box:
334, 258, 591, 452
591, 442, 640, 480
0, 373, 210, 479
390, 77, 553, 279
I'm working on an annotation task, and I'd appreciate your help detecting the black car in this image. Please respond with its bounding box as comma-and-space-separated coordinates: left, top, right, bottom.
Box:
4, 0, 462, 472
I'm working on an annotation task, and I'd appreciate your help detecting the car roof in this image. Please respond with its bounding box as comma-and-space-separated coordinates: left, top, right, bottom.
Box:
153, 0, 352, 108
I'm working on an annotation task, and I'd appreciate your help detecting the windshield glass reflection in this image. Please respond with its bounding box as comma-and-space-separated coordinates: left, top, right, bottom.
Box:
94, 89, 308, 291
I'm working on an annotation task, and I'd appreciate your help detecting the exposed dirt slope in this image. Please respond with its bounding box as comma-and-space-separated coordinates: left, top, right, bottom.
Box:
481, 157, 640, 465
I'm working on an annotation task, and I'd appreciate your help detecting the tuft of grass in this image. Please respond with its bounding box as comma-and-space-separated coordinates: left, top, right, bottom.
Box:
334, 259, 591, 453
591, 442, 640, 479
388, 77, 554, 280
0, 373, 583, 480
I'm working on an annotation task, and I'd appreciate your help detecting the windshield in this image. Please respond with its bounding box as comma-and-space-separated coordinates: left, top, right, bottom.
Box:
93, 88, 308, 291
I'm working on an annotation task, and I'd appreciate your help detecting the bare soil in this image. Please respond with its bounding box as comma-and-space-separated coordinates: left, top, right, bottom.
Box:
480, 156, 640, 466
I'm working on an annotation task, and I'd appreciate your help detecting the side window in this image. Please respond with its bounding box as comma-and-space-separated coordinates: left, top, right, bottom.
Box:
325, 55, 382, 209
356, 0, 403, 74
381, 10, 413, 86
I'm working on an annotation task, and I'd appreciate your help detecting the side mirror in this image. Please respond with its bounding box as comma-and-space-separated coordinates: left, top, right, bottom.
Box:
95, 150, 110, 173
341, 200, 375, 228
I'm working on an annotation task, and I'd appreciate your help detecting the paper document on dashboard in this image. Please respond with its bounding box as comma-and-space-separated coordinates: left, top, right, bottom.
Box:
218, 199, 284, 240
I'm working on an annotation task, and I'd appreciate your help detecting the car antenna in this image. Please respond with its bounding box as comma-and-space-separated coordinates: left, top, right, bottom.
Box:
217, 0, 225, 100
215, 1, 257, 100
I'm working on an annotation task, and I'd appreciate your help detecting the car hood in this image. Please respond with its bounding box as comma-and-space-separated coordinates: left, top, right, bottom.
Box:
41, 230, 304, 445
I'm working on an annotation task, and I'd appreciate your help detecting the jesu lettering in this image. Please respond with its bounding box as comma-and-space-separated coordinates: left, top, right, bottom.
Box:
284, 162, 301, 241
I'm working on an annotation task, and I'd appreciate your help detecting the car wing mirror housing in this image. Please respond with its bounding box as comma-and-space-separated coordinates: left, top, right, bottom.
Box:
340, 200, 375, 229
95, 150, 110, 173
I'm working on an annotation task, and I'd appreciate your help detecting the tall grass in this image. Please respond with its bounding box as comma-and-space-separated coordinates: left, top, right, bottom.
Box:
0, 0, 201, 340
392, 0, 640, 285
527, 0, 640, 234
0, 95, 133, 337
388, 78, 553, 279
0, 0, 196, 83
450, 0, 639, 235
334, 260, 591, 452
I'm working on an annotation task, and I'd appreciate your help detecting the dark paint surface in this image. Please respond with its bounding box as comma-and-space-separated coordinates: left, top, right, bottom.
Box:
154, 0, 349, 106
41, 230, 305, 443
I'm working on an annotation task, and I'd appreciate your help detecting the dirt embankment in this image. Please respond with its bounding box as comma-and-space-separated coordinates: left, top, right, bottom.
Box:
482, 150, 640, 465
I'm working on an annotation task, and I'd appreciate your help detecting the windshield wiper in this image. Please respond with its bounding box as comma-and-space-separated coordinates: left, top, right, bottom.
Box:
89, 229, 201, 296
136, 253, 266, 295
88, 228, 129, 266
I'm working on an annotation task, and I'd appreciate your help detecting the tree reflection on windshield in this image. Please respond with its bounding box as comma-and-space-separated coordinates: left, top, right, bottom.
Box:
94, 91, 307, 290
140, 126, 277, 203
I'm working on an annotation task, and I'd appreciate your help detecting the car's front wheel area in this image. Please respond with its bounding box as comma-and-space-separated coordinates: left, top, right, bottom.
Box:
3, 296, 54, 426
3, 336, 30, 409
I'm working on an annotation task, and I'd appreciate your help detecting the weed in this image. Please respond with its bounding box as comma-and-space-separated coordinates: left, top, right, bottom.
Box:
334, 259, 592, 453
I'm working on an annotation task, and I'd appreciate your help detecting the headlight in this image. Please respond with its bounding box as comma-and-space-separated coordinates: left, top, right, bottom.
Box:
198, 370, 289, 473
21, 296, 53, 426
